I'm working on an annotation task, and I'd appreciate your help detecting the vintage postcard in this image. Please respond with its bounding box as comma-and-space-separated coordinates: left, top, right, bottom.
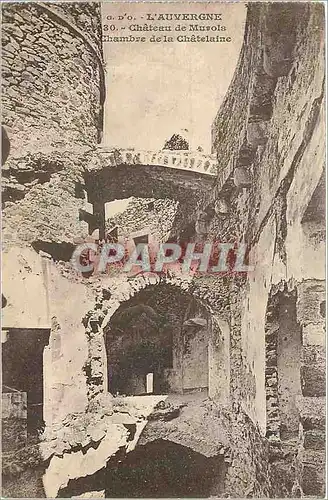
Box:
1, 1, 326, 498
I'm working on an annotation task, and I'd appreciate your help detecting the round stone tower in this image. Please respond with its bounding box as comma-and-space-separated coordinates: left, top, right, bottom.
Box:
2, 2, 105, 157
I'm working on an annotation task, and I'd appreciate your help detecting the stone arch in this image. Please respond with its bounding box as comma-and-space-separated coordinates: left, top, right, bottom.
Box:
83, 272, 229, 403
83, 152, 215, 240
102, 272, 196, 325
85, 164, 213, 207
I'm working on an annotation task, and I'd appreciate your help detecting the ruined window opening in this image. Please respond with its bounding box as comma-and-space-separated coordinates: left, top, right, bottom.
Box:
2, 328, 50, 438
133, 233, 149, 247
177, 222, 196, 246
301, 171, 325, 225
131, 233, 150, 264
265, 288, 302, 441
106, 225, 118, 243
31, 240, 75, 262
74, 183, 85, 200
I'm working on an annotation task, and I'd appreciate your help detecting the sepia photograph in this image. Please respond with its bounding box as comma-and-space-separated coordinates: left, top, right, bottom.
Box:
1, 1, 326, 498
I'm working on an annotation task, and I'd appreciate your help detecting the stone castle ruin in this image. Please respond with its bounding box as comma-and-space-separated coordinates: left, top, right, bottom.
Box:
1, 2, 326, 498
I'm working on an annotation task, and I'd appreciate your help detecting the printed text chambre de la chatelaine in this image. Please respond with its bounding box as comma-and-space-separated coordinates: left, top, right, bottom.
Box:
103, 12, 232, 43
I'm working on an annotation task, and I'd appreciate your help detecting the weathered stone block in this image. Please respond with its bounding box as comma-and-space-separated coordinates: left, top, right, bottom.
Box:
214, 198, 229, 215
269, 461, 296, 497
301, 345, 325, 396
249, 74, 276, 122
297, 281, 325, 326
251, 72, 276, 104
302, 323, 325, 346
303, 429, 325, 450
2, 391, 27, 419
246, 120, 269, 147
298, 396, 326, 431
300, 450, 325, 496
263, 34, 294, 78
233, 166, 252, 188
301, 366, 325, 397
302, 345, 325, 365
236, 145, 256, 167
74, 491, 105, 498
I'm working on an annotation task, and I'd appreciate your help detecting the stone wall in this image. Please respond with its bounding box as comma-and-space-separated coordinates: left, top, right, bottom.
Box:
106, 197, 179, 245
189, 1, 325, 430
1, 2, 325, 498
296, 279, 326, 496
206, 3, 325, 497
2, 1, 105, 247
1, 3, 105, 497
2, 2, 104, 157
39, 270, 271, 498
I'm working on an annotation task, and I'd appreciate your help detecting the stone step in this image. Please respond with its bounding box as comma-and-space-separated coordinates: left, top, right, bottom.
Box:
298, 396, 326, 431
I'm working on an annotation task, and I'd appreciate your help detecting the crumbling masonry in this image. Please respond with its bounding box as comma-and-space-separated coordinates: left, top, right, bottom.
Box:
1, 2, 325, 498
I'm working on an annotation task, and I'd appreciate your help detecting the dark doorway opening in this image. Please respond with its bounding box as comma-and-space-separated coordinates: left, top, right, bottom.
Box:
2, 328, 50, 437
106, 302, 172, 396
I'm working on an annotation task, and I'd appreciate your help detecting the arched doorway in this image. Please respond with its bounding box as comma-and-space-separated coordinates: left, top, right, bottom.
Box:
104, 284, 211, 396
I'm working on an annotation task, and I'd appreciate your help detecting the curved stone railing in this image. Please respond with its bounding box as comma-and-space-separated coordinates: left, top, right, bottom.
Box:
97, 147, 217, 176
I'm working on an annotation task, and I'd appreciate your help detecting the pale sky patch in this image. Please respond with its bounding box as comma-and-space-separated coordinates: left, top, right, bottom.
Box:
101, 2, 246, 153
